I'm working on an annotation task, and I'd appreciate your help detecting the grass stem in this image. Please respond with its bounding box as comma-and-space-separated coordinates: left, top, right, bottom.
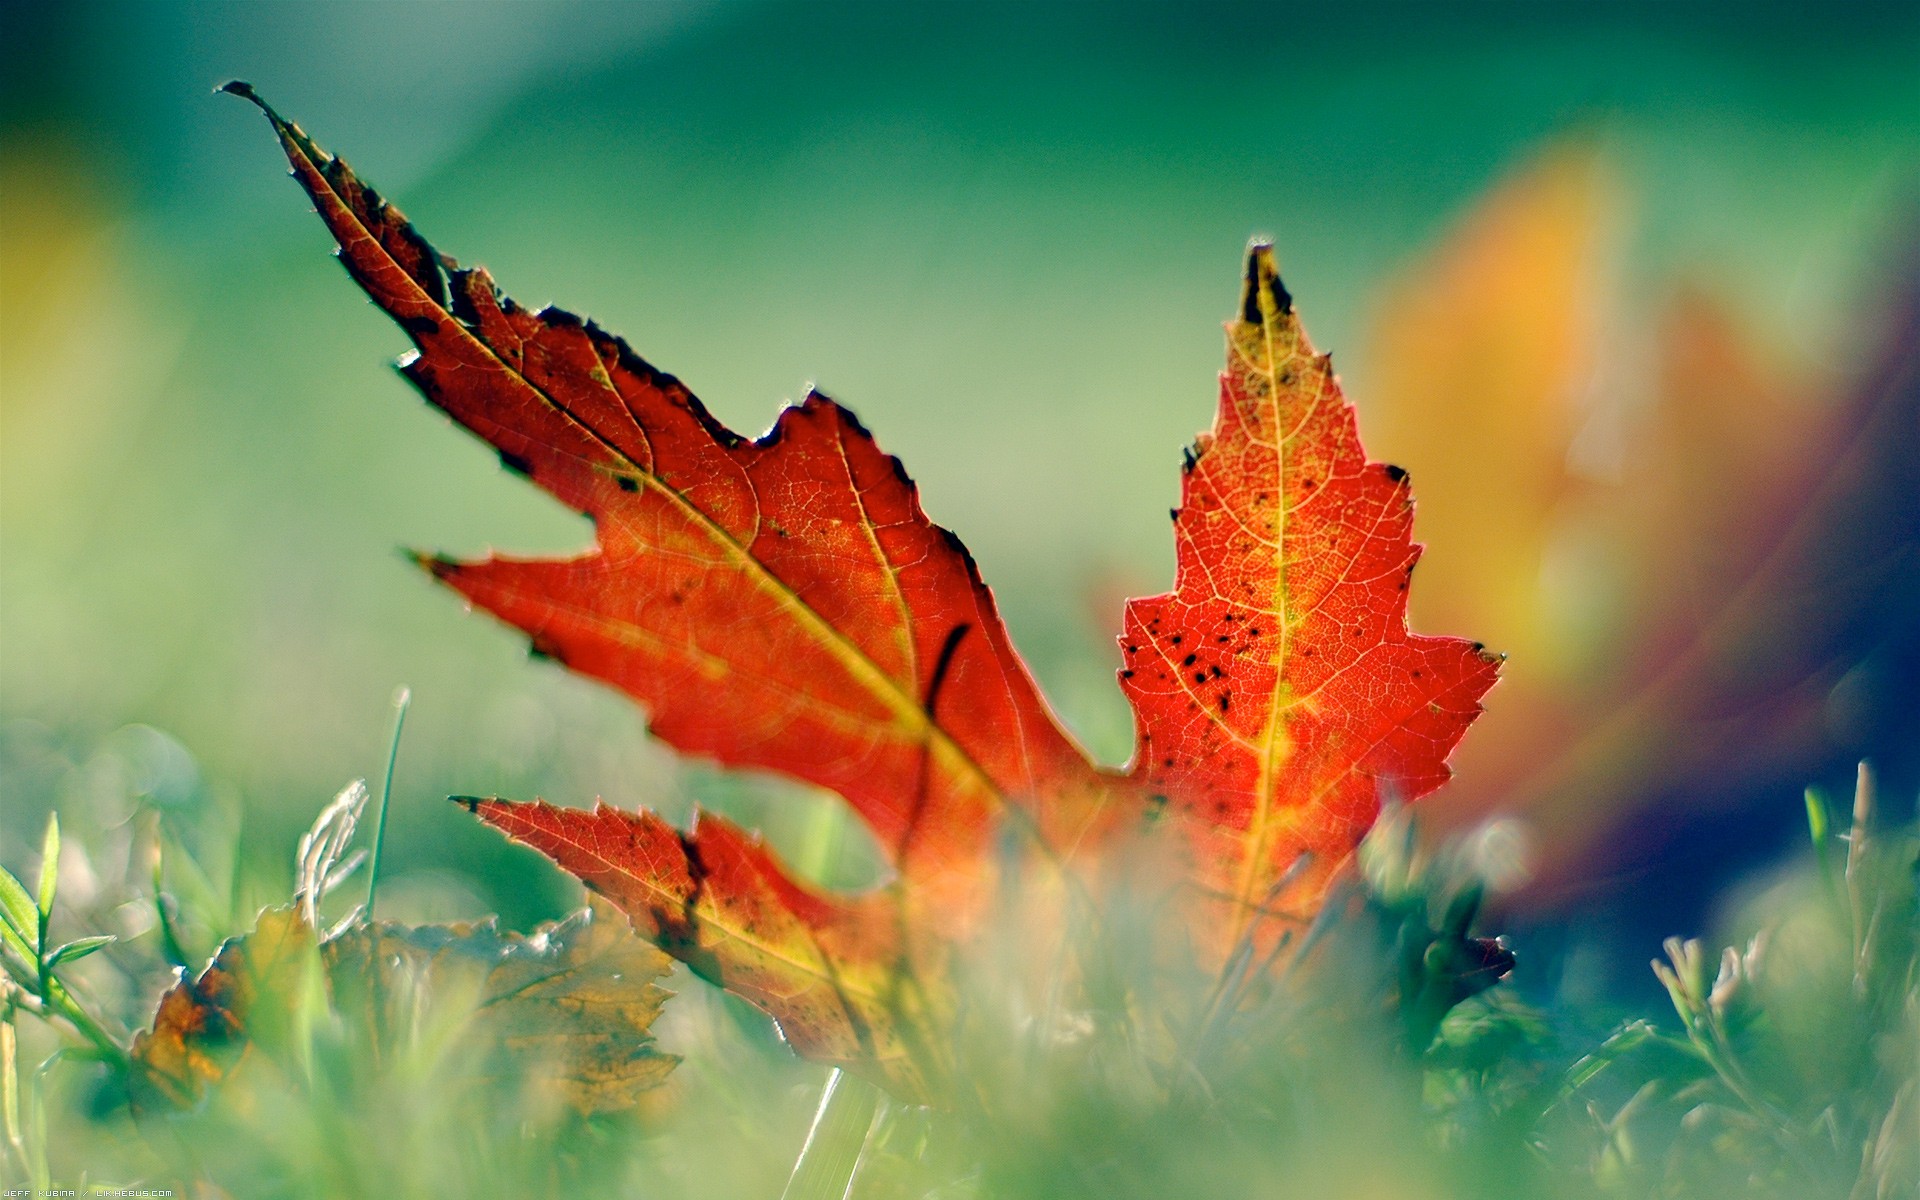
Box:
364, 686, 411, 922
779, 1068, 880, 1200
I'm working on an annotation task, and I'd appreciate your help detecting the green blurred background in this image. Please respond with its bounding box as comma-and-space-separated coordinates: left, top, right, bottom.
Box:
3, 1, 1916, 973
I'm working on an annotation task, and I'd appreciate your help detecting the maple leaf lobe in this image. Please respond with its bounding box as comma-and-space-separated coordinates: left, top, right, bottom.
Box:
230, 85, 1111, 878
466, 796, 936, 1096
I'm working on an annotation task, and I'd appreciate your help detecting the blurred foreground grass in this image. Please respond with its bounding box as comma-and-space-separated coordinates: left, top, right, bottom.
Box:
4, 2, 1916, 955
3, 735, 1912, 1199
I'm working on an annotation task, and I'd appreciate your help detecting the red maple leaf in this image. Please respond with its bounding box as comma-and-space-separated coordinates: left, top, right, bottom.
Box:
231, 84, 1499, 1097
1123, 249, 1503, 966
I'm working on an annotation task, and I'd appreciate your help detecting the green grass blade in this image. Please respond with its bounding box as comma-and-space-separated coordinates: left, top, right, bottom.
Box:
35, 815, 59, 926
150, 845, 191, 971
44, 937, 114, 971
0, 1018, 22, 1184
1804, 787, 1830, 846
1547, 1019, 1659, 1114
779, 1069, 880, 1200
364, 686, 411, 922
0, 869, 34, 954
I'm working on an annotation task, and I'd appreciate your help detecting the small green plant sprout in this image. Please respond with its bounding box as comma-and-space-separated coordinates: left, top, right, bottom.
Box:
1643, 764, 1919, 1199
2, 813, 129, 1190
0, 814, 122, 1062
1356, 806, 1520, 1055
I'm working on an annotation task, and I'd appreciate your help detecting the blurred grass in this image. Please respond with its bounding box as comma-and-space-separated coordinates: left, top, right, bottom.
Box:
4, 747, 1913, 1198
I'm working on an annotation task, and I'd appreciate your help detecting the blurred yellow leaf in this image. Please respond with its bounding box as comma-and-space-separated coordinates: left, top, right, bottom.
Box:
1363, 144, 1613, 681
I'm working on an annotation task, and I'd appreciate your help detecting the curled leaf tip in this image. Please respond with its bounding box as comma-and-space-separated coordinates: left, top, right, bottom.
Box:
218, 81, 281, 125
1239, 240, 1293, 321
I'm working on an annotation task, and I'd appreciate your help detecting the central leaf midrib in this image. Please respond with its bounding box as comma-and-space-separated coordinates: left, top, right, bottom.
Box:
1239, 276, 1297, 946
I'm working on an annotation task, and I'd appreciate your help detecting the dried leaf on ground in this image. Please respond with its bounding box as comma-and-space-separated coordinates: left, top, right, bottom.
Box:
131, 905, 315, 1112
132, 901, 674, 1116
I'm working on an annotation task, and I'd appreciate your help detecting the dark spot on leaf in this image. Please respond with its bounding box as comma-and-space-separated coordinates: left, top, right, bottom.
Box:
498, 449, 534, 478
1384, 464, 1408, 483
400, 314, 439, 336
616, 475, 639, 492
1182, 653, 1198, 667
1219, 694, 1231, 713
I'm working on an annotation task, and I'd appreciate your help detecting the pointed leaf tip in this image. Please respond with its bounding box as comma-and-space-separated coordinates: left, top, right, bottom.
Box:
218, 80, 280, 125
37, 812, 60, 921
1240, 240, 1292, 322
405, 549, 459, 579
